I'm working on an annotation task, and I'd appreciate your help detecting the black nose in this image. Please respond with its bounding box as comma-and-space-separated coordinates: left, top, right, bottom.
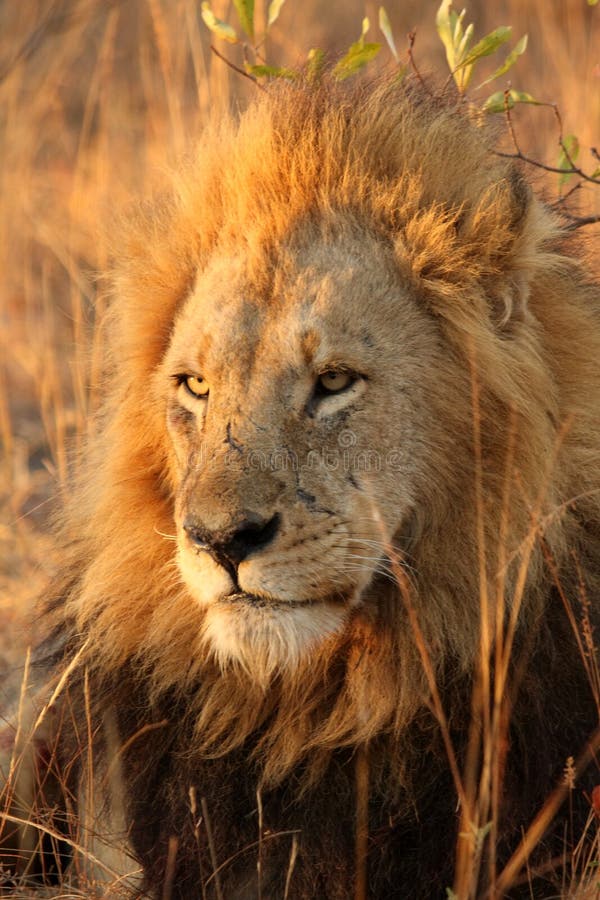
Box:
183, 512, 281, 570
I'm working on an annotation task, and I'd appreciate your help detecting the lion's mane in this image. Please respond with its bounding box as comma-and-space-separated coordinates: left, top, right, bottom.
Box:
28, 77, 600, 896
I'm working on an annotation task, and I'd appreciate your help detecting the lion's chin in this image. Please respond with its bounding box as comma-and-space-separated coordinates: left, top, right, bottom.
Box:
200, 599, 348, 683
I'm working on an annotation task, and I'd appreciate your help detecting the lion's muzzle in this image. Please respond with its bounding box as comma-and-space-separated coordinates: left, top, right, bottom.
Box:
183, 511, 281, 577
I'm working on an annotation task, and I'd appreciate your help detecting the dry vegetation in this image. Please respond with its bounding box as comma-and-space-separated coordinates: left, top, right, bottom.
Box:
1, 0, 600, 896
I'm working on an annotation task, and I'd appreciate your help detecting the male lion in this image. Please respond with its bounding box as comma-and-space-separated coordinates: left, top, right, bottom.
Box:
2, 77, 600, 899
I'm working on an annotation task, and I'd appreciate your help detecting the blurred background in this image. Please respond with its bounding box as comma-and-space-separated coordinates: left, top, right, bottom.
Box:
1, 0, 599, 672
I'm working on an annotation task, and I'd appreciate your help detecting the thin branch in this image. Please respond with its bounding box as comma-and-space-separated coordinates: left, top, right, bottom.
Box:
406, 30, 426, 89
499, 95, 600, 185
551, 183, 600, 229
555, 182, 582, 205
495, 96, 600, 228
550, 104, 591, 184
494, 147, 596, 181
209, 44, 266, 91
561, 213, 600, 230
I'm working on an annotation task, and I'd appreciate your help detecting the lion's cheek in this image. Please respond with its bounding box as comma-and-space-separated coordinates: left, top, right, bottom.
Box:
177, 544, 234, 604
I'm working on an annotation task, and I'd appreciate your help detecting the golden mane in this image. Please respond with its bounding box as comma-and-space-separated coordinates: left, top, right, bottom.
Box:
48, 76, 600, 802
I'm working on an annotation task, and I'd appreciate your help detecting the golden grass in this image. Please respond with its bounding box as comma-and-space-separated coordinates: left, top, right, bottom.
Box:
1, 0, 600, 896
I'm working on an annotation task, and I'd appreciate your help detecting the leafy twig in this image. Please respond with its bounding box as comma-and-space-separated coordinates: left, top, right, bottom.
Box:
496, 96, 600, 228
499, 96, 600, 183
209, 44, 266, 91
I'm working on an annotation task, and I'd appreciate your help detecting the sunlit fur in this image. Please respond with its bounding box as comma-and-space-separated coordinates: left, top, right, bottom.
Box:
44, 77, 600, 822
40, 76, 600, 790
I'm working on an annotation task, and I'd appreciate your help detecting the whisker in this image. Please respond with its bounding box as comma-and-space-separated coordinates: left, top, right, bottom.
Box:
341, 566, 402, 587
154, 527, 178, 541
343, 550, 417, 574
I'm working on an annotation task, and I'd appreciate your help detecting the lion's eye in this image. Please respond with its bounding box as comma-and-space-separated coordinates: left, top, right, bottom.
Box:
317, 371, 354, 394
180, 375, 210, 399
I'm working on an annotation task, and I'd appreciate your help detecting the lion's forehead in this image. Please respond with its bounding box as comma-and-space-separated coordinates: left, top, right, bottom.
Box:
168, 233, 418, 392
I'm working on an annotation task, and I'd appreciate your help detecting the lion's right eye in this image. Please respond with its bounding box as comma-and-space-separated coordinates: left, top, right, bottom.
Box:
317, 371, 354, 394
174, 374, 210, 399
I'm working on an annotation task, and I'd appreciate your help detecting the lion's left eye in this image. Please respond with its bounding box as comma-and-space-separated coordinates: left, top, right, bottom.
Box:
317, 371, 354, 394
176, 374, 210, 399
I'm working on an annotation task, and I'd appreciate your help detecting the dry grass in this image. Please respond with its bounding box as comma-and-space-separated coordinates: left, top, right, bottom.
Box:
1, 0, 600, 896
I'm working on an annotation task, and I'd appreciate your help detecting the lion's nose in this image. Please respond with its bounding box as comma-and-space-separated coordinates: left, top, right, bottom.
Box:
183, 512, 281, 571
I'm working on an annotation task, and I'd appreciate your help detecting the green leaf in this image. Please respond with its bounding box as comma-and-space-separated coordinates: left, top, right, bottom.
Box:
436, 1, 479, 90
333, 41, 381, 80
246, 63, 296, 79
435, 1, 452, 47
454, 21, 474, 89
482, 91, 508, 113
267, 0, 286, 28
379, 6, 398, 60
333, 18, 380, 80
232, 0, 254, 39
558, 134, 580, 185
507, 89, 540, 104
477, 33, 527, 87
200, 2, 239, 43
589, 0, 599, 6
436, 0, 459, 71
307, 48, 325, 81
456, 21, 474, 59
590, 167, 600, 179
457, 25, 512, 69
482, 88, 540, 113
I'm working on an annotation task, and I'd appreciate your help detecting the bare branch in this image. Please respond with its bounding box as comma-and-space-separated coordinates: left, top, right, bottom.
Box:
209, 45, 266, 91
561, 213, 600, 230
555, 182, 582, 205
406, 30, 426, 88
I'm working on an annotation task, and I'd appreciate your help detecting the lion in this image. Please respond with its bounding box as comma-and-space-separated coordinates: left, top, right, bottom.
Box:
2, 76, 600, 899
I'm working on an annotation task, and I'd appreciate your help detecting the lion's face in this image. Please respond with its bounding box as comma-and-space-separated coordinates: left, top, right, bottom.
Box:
161, 225, 461, 672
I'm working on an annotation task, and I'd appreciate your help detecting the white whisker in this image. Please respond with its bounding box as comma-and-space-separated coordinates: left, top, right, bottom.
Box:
154, 526, 178, 541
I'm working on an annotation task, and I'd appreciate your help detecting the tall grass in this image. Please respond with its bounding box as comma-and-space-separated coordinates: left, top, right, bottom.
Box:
1, 1, 599, 896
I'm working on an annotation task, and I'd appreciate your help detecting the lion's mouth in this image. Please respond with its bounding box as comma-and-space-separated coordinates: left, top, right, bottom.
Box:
221, 591, 348, 609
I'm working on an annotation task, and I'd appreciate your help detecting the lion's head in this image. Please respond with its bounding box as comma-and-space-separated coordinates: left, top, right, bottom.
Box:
54, 77, 600, 792
166, 224, 459, 675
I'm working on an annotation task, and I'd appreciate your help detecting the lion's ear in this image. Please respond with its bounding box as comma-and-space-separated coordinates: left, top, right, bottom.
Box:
486, 272, 530, 332
480, 168, 534, 333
